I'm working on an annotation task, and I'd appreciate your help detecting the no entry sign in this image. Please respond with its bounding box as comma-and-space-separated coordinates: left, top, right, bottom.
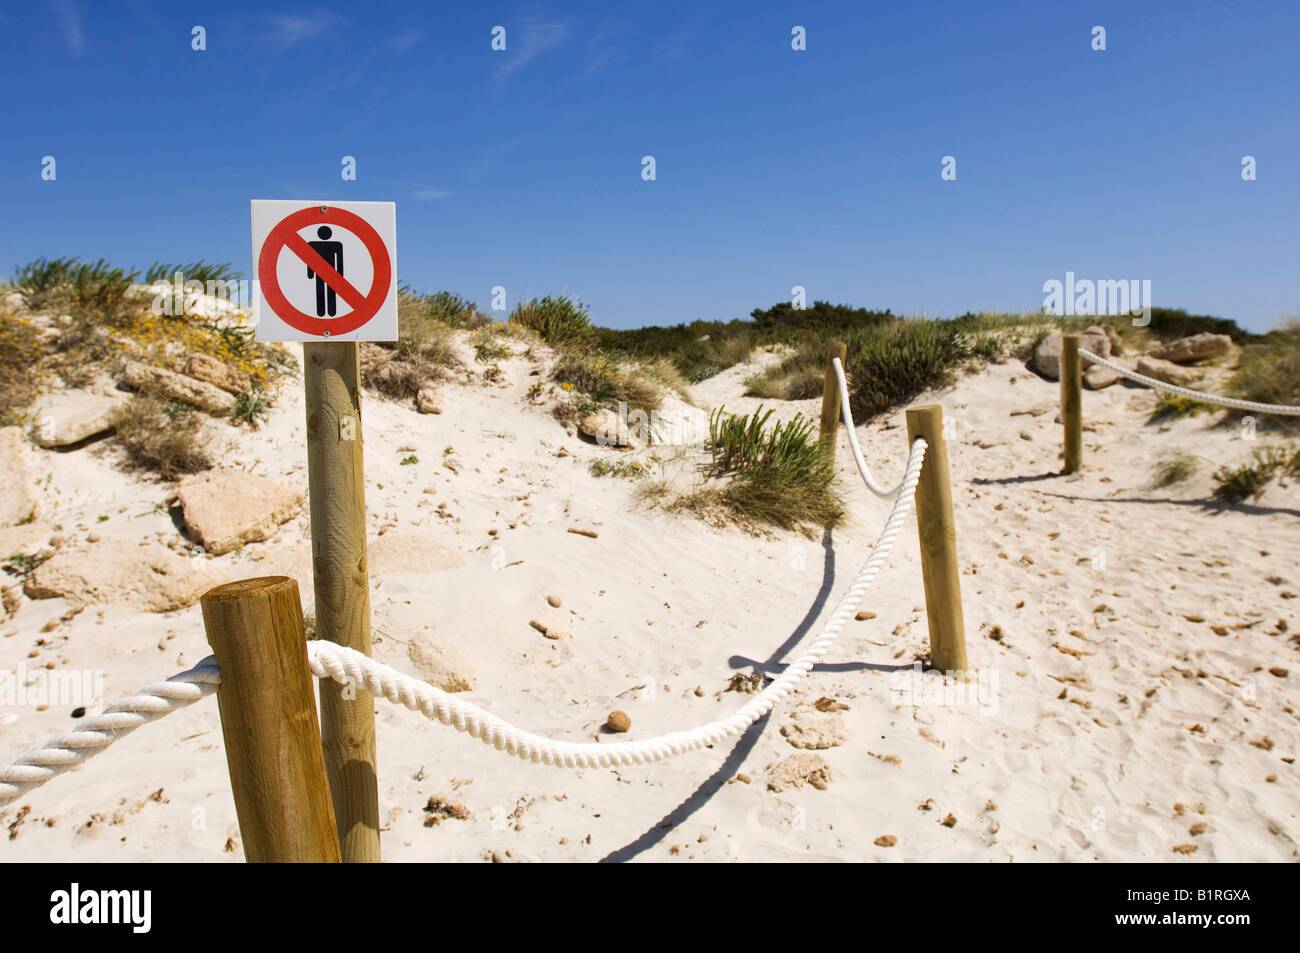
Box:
251, 200, 397, 342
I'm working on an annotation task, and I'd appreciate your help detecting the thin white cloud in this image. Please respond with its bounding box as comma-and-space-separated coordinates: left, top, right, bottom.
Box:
263, 11, 343, 48
51, 0, 85, 57
496, 17, 571, 80
414, 188, 449, 201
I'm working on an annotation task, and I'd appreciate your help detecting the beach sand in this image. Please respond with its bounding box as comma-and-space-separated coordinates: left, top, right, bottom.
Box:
2, 337, 1296, 862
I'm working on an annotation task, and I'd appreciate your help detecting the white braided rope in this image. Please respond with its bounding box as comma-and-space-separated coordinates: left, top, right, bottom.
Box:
0, 437, 926, 796
1079, 349, 1300, 416
305, 436, 929, 769
831, 357, 905, 498
0, 656, 221, 808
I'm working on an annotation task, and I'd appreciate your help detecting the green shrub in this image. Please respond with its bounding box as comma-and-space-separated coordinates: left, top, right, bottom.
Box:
847, 320, 970, 419
112, 396, 213, 479
1228, 320, 1300, 411
594, 318, 760, 382
422, 291, 490, 330
1141, 308, 1252, 344
509, 296, 593, 345
1150, 394, 1215, 422
749, 300, 895, 335
1211, 445, 1299, 502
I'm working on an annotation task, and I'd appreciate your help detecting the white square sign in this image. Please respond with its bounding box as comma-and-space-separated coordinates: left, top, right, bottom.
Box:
251, 199, 398, 342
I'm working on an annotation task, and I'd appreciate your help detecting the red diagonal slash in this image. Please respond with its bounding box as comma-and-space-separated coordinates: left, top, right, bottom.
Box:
282, 230, 367, 312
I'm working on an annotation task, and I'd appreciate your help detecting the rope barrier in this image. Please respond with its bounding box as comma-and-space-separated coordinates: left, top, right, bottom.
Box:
0, 656, 221, 808
1079, 349, 1300, 416
831, 357, 905, 497
1, 437, 927, 796
305, 435, 927, 767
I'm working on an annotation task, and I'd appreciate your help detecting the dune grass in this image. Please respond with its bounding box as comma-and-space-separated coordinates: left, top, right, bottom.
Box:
697, 405, 842, 529
142, 261, 242, 286
509, 295, 593, 345
362, 292, 463, 399
1228, 319, 1300, 412
1211, 444, 1300, 502
1150, 394, 1216, 422
0, 311, 45, 425
551, 350, 687, 412
112, 396, 213, 479
1152, 450, 1200, 487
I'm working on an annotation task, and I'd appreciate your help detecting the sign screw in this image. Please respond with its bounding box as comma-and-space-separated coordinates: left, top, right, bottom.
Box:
320, 206, 328, 213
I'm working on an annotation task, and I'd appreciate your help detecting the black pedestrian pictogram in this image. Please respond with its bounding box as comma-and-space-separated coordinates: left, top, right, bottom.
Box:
306, 226, 344, 316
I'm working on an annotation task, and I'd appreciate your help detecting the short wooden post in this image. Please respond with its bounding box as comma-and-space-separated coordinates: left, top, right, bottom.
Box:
904, 405, 968, 674
303, 341, 380, 863
201, 576, 340, 863
1061, 333, 1083, 474
818, 341, 849, 462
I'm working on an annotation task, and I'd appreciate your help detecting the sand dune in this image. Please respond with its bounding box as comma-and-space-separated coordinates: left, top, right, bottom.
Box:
1, 335, 1296, 862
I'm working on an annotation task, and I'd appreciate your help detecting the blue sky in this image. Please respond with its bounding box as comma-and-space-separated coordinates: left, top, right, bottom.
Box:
2, 0, 1297, 331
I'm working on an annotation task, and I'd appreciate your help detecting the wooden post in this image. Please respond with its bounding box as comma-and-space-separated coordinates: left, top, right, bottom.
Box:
1061, 333, 1083, 474
818, 341, 849, 462
201, 576, 340, 863
904, 405, 968, 674
303, 341, 380, 863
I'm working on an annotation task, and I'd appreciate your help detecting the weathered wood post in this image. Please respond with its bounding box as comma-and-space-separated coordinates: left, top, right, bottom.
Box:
904, 405, 968, 674
819, 341, 849, 462
201, 576, 341, 863
303, 341, 380, 863
1061, 333, 1083, 474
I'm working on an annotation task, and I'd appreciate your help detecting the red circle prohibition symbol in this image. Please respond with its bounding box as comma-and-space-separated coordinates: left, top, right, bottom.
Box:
258, 206, 392, 337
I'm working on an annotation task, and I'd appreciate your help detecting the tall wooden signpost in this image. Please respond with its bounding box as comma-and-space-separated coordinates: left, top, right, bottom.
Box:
251, 200, 398, 862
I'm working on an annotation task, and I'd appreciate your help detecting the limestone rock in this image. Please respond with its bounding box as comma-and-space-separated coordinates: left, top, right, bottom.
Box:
415, 388, 442, 414
1033, 326, 1110, 380
184, 353, 251, 395
1147, 333, 1232, 365
767, 753, 832, 792
406, 630, 475, 692
780, 712, 848, 750
123, 361, 236, 413
1084, 363, 1124, 390
0, 428, 37, 526
578, 410, 643, 448
31, 390, 127, 447
25, 540, 228, 611
177, 471, 303, 555
578, 410, 618, 444
1136, 355, 1199, 386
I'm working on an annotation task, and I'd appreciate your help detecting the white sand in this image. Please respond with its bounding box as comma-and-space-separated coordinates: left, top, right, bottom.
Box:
1, 339, 1297, 862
